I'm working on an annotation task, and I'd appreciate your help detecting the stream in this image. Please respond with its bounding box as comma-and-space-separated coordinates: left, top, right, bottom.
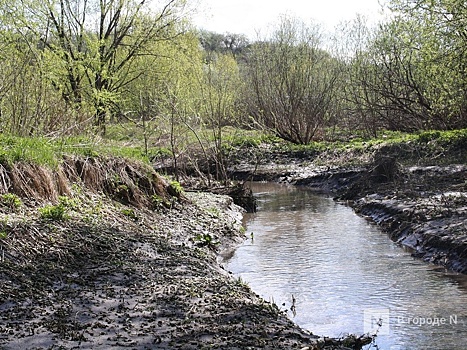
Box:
224, 182, 467, 350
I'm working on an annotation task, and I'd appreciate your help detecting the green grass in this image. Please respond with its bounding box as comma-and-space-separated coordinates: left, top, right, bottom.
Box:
0, 133, 151, 167
0, 134, 58, 166
1, 126, 465, 169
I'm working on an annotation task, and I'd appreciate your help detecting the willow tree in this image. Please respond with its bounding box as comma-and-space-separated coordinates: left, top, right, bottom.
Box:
3, 0, 187, 134
368, 0, 467, 130
123, 29, 205, 176
246, 16, 341, 144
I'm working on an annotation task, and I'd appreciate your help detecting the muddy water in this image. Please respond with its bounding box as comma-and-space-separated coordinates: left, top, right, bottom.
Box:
224, 182, 467, 350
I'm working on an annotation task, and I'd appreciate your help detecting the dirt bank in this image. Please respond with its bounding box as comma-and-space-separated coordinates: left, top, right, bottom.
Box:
348, 164, 467, 273
0, 157, 369, 349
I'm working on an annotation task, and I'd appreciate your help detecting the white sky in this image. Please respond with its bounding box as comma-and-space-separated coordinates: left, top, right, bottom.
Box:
192, 0, 388, 39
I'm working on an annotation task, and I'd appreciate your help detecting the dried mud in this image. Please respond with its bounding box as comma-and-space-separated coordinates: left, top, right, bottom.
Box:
1, 187, 363, 349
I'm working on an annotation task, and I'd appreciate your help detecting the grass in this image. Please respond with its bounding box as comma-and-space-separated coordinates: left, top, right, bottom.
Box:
0, 134, 58, 167
0, 133, 151, 167
1, 125, 465, 170
271, 128, 467, 154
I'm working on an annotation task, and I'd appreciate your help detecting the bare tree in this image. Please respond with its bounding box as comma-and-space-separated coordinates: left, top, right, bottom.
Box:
245, 16, 341, 144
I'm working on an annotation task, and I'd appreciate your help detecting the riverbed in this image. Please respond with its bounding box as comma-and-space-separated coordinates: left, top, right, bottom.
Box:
223, 182, 467, 350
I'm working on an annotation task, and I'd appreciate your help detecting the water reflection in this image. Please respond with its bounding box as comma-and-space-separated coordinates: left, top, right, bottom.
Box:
225, 182, 467, 350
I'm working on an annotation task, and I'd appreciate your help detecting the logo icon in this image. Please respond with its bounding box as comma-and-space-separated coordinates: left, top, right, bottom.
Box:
364, 308, 390, 335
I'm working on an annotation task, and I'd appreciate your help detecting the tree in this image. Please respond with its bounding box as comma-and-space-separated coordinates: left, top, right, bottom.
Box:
199, 53, 243, 181
198, 30, 250, 59
245, 16, 341, 144
332, 16, 384, 138
127, 30, 206, 179
373, 0, 467, 129
3, 0, 188, 134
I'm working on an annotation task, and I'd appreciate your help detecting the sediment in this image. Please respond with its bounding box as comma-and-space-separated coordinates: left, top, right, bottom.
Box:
350, 165, 467, 273
0, 156, 366, 349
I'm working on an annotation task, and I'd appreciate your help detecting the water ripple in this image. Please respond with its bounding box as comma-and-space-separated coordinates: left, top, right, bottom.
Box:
226, 183, 467, 350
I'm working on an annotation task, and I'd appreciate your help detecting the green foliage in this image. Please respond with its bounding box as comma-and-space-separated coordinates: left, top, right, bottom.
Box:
198, 30, 250, 58
115, 184, 129, 194
58, 195, 79, 210
194, 232, 220, 248
168, 181, 184, 196
0, 135, 58, 167
0, 134, 153, 167
0, 0, 189, 135
82, 198, 104, 224
0, 193, 22, 210
206, 207, 221, 217
0, 0, 465, 164
39, 204, 67, 221
0, 217, 9, 239
149, 147, 173, 160
38, 195, 78, 221
438, 128, 467, 143
417, 130, 442, 143
151, 194, 170, 210
221, 129, 281, 149
120, 208, 137, 221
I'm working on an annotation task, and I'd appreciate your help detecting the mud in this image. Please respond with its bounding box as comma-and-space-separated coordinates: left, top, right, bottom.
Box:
0, 188, 365, 349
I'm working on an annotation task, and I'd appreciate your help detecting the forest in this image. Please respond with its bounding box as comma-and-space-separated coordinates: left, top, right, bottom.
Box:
0, 0, 466, 146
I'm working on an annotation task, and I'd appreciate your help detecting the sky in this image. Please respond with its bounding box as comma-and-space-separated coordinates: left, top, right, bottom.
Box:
192, 0, 388, 39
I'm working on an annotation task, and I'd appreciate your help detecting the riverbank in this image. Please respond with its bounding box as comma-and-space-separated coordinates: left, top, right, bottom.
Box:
226, 131, 467, 274
0, 156, 370, 349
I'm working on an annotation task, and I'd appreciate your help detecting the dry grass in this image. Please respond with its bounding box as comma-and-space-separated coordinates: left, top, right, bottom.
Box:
0, 155, 176, 208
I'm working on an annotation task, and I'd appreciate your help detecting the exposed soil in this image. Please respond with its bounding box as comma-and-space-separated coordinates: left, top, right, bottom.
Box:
0, 157, 369, 350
